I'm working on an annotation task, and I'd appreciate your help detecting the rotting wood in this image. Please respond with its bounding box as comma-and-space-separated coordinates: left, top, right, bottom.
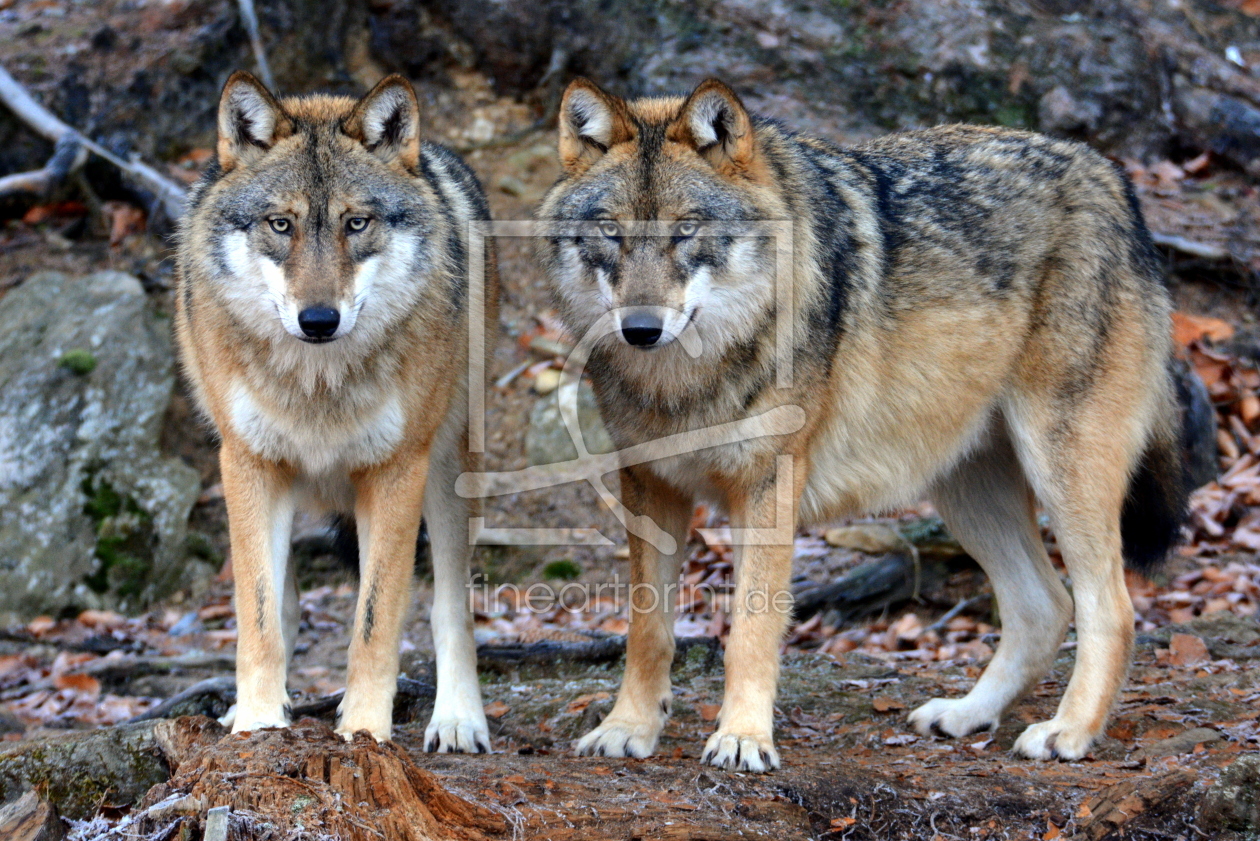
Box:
96, 717, 506, 841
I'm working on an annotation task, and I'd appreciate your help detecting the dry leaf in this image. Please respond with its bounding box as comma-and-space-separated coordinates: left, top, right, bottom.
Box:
1168, 633, 1210, 667
1172, 312, 1235, 347
872, 696, 905, 712
698, 703, 721, 722
483, 700, 511, 718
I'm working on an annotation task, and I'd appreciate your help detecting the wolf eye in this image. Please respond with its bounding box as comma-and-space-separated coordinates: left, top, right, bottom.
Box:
675, 220, 698, 238
598, 220, 621, 239
268, 217, 291, 234
346, 217, 370, 234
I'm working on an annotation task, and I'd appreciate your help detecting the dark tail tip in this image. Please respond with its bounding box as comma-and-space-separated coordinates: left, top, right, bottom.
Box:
1121, 430, 1190, 574
327, 514, 431, 576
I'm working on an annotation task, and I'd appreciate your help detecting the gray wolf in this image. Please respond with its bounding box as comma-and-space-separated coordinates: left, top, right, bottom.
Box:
537, 77, 1186, 771
175, 72, 498, 751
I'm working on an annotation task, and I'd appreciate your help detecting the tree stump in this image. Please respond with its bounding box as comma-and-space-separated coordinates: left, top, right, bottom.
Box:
128, 717, 504, 841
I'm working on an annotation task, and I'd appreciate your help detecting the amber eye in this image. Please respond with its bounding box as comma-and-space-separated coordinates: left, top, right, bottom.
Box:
675, 220, 698, 238
598, 220, 621, 239
268, 217, 291, 234
346, 217, 370, 234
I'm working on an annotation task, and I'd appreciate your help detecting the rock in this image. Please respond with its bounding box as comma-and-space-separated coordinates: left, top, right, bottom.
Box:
0, 720, 167, 820
1138, 726, 1221, 758
0, 791, 65, 841
533, 368, 561, 395
496, 174, 530, 197
1201, 753, 1260, 833
823, 524, 906, 554
525, 381, 614, 466
0, 272, 204, 620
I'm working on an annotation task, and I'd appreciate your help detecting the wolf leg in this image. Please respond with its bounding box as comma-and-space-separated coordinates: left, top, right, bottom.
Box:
423, 416, 490, 754
911, 420, 1072, 739
1005, 400, 1139, 760
576, 465, 690, 759
338, 449, 428, 741
220, 438, 296, 733
701, 461, 797, 773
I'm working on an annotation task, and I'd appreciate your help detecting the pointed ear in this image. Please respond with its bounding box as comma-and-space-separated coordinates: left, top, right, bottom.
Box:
667, 79, 756, 174
217, 71, 291, 171
558, 78, 635, 176
344, 75, 421, 170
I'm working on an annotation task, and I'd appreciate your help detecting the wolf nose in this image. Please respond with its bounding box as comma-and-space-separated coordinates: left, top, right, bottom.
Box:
621, 312, 663, 347
298, 307, 340, 339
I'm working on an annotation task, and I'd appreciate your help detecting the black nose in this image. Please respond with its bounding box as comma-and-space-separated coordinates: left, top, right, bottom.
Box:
621, 312, 663, 347
298, 306, 340, 339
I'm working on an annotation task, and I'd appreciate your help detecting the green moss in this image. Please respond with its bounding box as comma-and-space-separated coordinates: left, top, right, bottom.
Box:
80, 472, 155, 598
59, 348, 97, 376
184, 531, 223, 569
542, 559, 582, 581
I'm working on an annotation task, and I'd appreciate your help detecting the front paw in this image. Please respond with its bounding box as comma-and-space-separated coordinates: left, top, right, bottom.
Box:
575, 715, 662, 758
425, 715, 491, 754
335, 697, 393, 742
909, 697, 1000, 739
701, 730, 779, 772
229, 703, 290, 734
1013, 719, 1095, 760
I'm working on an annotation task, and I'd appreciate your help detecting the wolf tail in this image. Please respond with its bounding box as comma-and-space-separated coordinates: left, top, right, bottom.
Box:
1120, 395, 1191, 573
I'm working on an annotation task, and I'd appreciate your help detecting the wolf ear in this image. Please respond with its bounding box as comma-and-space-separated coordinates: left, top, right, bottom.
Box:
668, 79, 756, 175
344, 75, 421, 170
558, 78, 634, 175
217, 71, 291, 171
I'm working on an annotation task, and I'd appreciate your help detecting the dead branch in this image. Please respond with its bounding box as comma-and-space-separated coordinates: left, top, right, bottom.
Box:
236, 0, 275, 91
792, 553, 973, 626
0, 63, 186, 221
0, 653, 235, 701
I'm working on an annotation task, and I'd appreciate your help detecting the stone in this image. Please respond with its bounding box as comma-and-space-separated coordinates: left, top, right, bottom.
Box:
1138, 726, 1220, 758
0, 272, 204, 620
1200, 752, 1260, 833
525, 381, 614, 466
823, 524, 907, 554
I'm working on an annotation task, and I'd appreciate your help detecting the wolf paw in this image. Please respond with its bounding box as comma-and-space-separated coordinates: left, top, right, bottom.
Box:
909, 697, 999, 739
575, 716, 661, 758
1013, 719, 1094, 760
424, 716, 491, 754
701, 731, 779, 773
229, 703, 290, 734
335, 703, 393, 742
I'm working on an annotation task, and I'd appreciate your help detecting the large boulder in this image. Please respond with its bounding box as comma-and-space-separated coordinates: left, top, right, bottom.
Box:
0, 271, 204, 621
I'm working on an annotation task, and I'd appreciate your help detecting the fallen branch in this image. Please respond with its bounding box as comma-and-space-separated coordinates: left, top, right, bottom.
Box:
236, 0, 275, 91
0, 63, 186, 221
0, 653, 235, 701
792, 553, 973, 626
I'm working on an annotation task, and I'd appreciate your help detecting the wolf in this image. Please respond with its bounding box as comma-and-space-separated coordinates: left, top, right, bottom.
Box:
537, 77, 1186, 771
175, 72, 498, 751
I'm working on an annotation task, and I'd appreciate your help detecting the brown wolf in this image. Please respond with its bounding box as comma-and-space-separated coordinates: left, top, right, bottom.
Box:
537, 77, 1186, 771
175, 72, 498, 751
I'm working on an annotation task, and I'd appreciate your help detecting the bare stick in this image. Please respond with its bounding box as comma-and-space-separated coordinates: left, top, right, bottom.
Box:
237, 0, 276, 91
0, 63, 187, 220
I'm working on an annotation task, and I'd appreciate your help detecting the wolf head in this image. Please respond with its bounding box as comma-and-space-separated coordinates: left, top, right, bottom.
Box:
186, 72, 439, 347
538, 78, 786, 356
